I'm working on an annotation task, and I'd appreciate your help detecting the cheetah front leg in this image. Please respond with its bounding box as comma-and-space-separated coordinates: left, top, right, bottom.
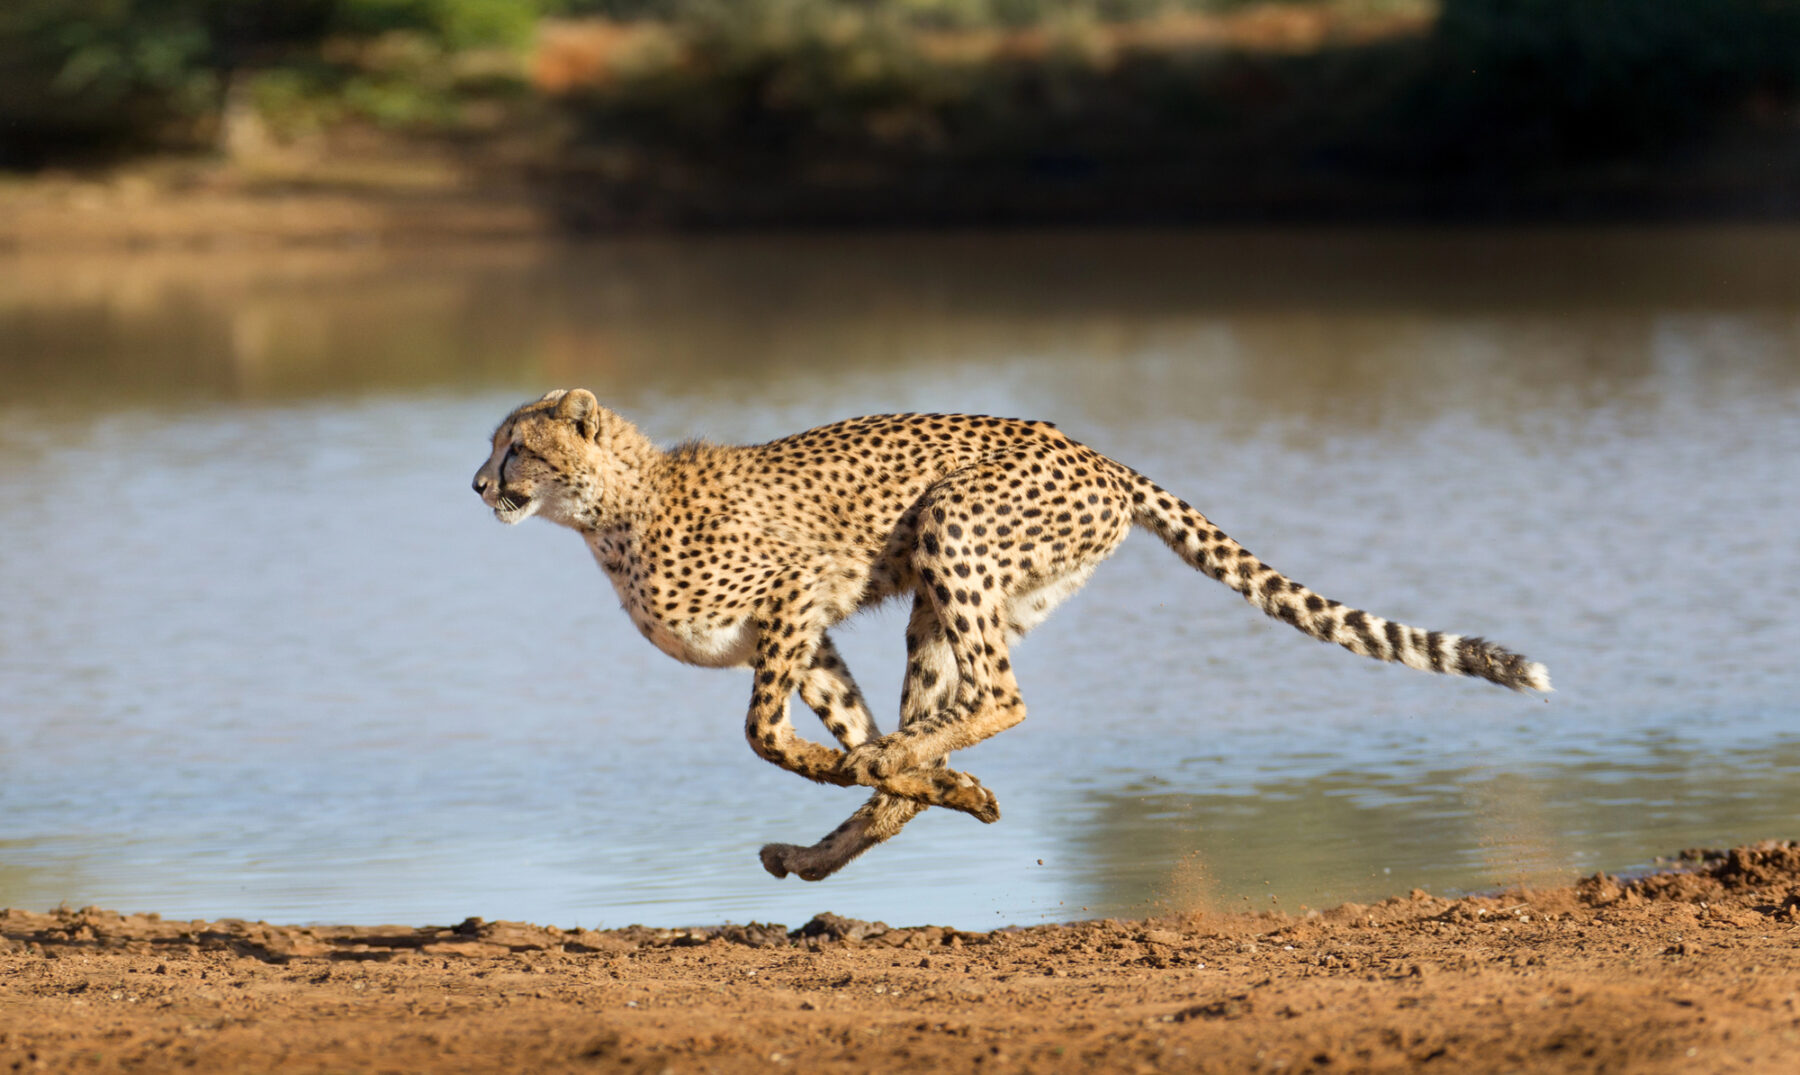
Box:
740, 603, 857, 789
742, 592, 998, 824
793, 634, 881, 750
761, 601, 962, 880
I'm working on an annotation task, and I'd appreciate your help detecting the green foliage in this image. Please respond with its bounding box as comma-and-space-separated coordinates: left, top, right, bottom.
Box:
536, 0, 1800, 226
0, 0, 539, 163
546, 1, 1413, 29
559, 0, 1800, 176
562, 1, 972, 150
555, 0, 1391, 159
8, 0, 1800, 189
3, 1, 212, 160
334, 0, 544, 50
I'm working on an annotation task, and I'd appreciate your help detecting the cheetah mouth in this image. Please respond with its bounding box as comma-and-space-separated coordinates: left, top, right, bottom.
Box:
493, 491, 535, 524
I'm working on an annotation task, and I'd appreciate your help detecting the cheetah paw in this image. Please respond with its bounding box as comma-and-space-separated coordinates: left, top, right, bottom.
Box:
896, 768, 1001, 823
940, 774, 1001, 824
760, 842, 848, 882
759, 843, 793, 879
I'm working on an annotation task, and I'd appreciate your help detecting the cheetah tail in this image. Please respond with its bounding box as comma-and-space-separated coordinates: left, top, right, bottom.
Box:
1122, 469, 1552, 693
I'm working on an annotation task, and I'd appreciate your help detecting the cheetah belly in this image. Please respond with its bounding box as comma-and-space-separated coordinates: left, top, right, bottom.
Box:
611, 579, 757, 667
607, 575, 756, 667
1005, 564, 1098, 641
588, 541, 758, 668
638, 612, 759, 668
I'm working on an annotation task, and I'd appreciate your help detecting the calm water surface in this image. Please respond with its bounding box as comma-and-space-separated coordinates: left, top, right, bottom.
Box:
2, 229, 1798, 928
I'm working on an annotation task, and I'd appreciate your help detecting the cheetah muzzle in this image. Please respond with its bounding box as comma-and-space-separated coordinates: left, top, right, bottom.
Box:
473, 389, 1551, 882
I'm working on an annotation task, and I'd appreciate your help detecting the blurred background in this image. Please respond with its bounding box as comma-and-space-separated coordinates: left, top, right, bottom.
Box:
2, 2, 1798, 929
7, 0, 1800, 234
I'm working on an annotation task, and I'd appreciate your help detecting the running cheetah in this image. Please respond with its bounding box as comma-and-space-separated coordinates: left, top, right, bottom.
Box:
472, 390, 1551, 881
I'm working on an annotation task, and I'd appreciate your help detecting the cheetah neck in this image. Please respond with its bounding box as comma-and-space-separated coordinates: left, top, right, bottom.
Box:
573, 416, 666, 532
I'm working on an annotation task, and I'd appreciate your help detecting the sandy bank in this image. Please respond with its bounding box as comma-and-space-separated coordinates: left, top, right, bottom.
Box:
4, 842, 1798, 1073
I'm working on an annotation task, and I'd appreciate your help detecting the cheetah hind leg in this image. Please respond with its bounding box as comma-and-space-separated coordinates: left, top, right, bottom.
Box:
761, 791, 929, 880
762, 596, 969, 881
790, 632, 995, 824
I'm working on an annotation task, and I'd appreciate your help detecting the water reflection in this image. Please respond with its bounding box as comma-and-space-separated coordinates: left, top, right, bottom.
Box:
1, 229, 1797, 927
1065, 736, 1800, 917
5, 229, 1800, 416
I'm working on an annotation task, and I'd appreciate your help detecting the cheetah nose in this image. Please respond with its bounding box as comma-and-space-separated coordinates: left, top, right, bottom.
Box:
472, 474, 490, 496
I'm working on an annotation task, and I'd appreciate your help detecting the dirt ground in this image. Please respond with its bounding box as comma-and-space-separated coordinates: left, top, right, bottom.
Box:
4, 844, 1799, 1074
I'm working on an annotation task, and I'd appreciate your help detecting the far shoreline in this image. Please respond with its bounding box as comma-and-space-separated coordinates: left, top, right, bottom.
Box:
11, 148, 1800, 254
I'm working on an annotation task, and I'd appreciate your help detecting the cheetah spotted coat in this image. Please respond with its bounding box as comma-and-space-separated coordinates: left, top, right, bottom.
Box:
473, 390, 1550, 881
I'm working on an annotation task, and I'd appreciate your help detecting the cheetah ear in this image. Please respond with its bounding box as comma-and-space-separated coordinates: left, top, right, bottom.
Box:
537, 389, 569, 404
553, 387, 601, 441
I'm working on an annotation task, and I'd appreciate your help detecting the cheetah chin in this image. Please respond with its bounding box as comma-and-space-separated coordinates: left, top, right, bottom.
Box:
492, 492, 537, 525
473, 388, 1552, 881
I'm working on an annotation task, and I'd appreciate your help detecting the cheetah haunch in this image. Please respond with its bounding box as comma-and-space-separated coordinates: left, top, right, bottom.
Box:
473, 390, 1551, 881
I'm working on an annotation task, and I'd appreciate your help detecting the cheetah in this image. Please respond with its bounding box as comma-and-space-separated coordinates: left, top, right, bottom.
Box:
472, 390, 1551, 881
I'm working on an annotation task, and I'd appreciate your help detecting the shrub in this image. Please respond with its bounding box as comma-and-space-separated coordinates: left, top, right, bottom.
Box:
0, 0, 541, 163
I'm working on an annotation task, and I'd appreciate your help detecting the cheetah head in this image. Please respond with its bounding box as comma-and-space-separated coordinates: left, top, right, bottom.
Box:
471, 389, 605, 527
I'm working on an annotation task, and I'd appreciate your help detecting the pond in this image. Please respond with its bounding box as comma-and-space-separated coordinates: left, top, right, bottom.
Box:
2, 228, 1797, 929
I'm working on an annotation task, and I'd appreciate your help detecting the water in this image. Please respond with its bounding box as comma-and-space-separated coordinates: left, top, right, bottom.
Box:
2, 229, 1798, 929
